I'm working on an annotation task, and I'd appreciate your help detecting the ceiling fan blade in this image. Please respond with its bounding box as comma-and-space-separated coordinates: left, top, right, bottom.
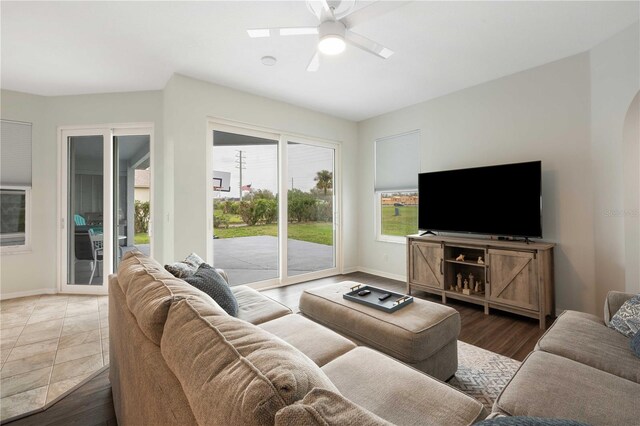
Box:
340, 1, 411, 28
247, 27, 318, 38
278, 27, 319, 36
306, 51, 320, 72
345, 30, 394, 59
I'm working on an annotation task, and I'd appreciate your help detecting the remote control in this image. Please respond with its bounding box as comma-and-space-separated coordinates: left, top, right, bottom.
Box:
358, 290, 371, 296
378, 293, 391, 301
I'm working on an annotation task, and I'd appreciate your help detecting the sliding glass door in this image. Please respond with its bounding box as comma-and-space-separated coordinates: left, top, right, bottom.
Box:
286, 140, 336, 277
60, 127, 152, 294
209, 122, 340, 288
212, 130, 279, 286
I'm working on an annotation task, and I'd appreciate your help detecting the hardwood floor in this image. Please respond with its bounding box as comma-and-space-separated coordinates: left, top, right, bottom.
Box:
261, 272, 547, 361
6, 272, 549, 425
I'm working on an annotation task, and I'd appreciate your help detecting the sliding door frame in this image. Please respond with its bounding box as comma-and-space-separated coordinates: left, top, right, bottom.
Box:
57, 123, 154, 295
206, 118, 342, 290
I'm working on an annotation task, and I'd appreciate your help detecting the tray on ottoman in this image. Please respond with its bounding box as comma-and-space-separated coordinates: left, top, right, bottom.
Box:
343, 283, 413, 313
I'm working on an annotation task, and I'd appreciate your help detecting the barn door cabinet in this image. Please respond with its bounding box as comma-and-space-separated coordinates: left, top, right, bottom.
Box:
407, 235, 554, 329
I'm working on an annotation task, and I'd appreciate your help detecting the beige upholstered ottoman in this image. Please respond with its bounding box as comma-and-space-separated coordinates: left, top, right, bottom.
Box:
299, 281, 460, 381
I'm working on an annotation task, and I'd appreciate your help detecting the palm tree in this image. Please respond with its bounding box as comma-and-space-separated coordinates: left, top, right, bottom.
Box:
314, 170, 333, 196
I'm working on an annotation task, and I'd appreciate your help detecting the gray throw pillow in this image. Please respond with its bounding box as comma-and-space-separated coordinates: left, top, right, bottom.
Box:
184, 264, 238, 316
631, 329, 640, 358
164, 252, 205, 278
608, 294, 640, 337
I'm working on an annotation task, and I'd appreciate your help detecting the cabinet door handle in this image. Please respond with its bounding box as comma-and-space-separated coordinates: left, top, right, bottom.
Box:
440, 258, 443, 275
487, 267, 490, 284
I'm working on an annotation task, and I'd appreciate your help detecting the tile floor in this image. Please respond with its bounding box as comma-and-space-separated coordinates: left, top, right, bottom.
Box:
0, 294, 109, 421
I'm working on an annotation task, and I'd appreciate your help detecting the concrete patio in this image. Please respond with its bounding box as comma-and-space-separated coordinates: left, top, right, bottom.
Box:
213, 236, 334, 285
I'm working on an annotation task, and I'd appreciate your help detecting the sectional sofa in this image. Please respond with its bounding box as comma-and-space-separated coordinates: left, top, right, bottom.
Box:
109, 251, 486, 425
493, 291, 639, 425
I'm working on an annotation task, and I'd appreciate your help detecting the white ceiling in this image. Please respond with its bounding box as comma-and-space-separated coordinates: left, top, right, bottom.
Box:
2, 1, 638, 121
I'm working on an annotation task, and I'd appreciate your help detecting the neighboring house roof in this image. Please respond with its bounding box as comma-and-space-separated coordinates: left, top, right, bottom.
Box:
135, 169, 150, 188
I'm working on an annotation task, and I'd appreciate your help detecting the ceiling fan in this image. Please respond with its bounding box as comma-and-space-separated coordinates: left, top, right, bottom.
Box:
247, 0, 409, 72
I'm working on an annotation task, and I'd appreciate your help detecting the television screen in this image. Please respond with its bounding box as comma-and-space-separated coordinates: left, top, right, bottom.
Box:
418, 161, 542, 238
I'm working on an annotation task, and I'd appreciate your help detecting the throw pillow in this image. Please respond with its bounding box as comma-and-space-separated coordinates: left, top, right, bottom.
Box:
164, 252, 205, 278
184, 263, 238, 316
631, 329, 640, 358
608, 294, 640, 337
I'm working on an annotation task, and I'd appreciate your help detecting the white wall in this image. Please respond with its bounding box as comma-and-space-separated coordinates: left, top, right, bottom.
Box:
622, 93, 639, 294
589, 23, 640, 299
164, 74, 359, 270
357, 23, 639, 316
1, 91, 49, 297
358, 53, 596, 314
1, 90, 164, 298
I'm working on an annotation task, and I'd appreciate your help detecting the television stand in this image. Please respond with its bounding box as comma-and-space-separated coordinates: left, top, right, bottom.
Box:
406, 234, 555, 329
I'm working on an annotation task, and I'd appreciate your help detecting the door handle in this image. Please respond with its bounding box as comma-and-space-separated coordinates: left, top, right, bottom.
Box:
439, 258, 443, 275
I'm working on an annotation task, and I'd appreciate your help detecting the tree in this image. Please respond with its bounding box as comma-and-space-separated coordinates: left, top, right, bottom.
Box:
134, 201, 150, 233
314, 170, 333, 196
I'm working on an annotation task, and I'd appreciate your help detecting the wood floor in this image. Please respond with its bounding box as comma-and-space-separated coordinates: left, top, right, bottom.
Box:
6, 272, 549, 426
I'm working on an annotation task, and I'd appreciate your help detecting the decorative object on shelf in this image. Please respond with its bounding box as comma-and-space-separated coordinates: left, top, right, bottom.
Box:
449, 284, 455, 291
474, 280, 480, 293
477, 256, 484, 264
456, 273, 463, 291
468, 273, 475, 290
456, 254, 465, 261
463, 279, 471, 295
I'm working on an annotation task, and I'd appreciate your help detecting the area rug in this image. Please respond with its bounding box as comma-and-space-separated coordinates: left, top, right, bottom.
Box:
450, 341, 521, 410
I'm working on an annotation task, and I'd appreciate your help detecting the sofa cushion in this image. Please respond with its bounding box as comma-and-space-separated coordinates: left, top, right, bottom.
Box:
164, 252, 204, 278
232, 285, 292, 324
117, 250, 224, 345
536, 310, 640, 383
608, 294, 640, 337
275, 388, 392, 426
494, 351, 640, 426
477, 417, 588, 426
184, 264, 238, 316
259, 314, 356, 366
161, 298, 338, 426
322, 347, 486, 426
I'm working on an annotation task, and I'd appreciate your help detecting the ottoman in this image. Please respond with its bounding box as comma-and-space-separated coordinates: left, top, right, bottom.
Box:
299, 281, 460, 381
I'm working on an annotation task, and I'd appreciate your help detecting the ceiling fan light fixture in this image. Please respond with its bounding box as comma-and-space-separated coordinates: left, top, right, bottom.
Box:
318, 34, 345, 55
317, 20, 346, 55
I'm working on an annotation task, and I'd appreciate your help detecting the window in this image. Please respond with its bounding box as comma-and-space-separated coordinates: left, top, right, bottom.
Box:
1, 120, 32, 252
374, 131, 420, 242
1, 187, 30, 251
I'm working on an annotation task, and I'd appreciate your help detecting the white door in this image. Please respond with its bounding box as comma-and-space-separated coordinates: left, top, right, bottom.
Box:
59, 126, 153, 294
60, 129, 113, 294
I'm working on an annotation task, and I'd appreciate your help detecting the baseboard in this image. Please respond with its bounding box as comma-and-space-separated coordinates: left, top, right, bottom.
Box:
342, 266, 358, 274
355, 266, 406, 283
0, 288, 56, 300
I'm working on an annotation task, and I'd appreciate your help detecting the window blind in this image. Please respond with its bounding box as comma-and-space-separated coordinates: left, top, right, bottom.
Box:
1, 120, 32, 186
374, 130, 420, 192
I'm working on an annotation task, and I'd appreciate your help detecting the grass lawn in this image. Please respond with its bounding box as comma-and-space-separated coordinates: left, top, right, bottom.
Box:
381, 205, 418, 236
134, 232, 150, 244
214, 222, 334, 245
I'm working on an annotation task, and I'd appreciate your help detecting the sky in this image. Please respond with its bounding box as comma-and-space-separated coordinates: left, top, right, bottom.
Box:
213, 143, 333, 198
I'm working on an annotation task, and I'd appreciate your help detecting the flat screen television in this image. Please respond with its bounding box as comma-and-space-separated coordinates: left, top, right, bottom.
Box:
418, 161, 542, 238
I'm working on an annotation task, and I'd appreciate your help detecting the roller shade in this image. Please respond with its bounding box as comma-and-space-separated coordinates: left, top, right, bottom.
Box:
1, 120, 32, 186
374, 130, 420, 191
